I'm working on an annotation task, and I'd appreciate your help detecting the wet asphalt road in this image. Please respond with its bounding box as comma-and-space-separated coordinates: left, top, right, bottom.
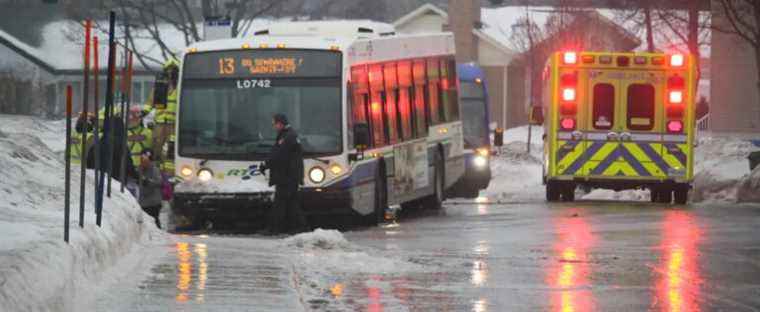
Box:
99, 199, 760, 311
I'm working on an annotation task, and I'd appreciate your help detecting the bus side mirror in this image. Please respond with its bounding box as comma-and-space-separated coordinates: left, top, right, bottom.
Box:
152, 74, 169, 109
494, 128, 504, 147
354, 123, 370, 152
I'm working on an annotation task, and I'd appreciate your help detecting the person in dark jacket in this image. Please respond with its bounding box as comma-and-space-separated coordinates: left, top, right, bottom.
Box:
138, 149, 163, 229
261, 114, 307, 234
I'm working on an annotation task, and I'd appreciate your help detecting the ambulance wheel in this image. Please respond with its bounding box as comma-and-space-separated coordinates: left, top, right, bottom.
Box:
561, 184, 576, 202
674, 185, 689, 205
657, 189, 673, 204
650, 189, 658, 202
546, 181, 561, 202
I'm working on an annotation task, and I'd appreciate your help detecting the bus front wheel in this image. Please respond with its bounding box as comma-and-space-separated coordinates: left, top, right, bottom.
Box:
372, 164, 388, 225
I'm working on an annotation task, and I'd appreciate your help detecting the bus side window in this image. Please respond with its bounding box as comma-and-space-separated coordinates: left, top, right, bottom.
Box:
351, 66, 370, 148
412, 60, 428, 137
444, 59, 459, 121
397, 61, 414, 140
593, 83, 615, 130
427, 58, 441, 125
369, 64, 386, 147
384, 63, 399, 145
627, 84, 655, 131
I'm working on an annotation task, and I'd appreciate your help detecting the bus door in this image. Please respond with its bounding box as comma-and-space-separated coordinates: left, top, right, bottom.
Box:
583, 69, 667, 178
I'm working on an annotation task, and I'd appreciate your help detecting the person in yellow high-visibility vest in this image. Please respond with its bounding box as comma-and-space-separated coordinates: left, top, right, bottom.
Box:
154, 58, 179, 162
71, 113, 94, 165
127, 106, 153, 169
160, 134, 176, 201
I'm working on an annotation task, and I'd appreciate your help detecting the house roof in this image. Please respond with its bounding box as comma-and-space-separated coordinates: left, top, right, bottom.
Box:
394, 4, 643, 56
393, 3, 516, 55
0, 20, 191, 76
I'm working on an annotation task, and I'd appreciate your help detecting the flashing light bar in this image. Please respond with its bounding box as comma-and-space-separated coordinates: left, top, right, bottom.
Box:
670, 54, 685, 67
563, 52, 577, 65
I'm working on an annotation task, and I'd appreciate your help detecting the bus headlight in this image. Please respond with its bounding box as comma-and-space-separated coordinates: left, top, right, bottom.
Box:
180, 166, 194, 178
476, 147, 490, 157
309, 167, 326, 184
198, 168, 213, 182
473, 155, 488, 168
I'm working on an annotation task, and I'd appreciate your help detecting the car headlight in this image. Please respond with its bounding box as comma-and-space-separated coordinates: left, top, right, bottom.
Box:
197, 168, 213, 182
180, 166, 194, 178
309, 167, 326, 184
473, 155, 488, 168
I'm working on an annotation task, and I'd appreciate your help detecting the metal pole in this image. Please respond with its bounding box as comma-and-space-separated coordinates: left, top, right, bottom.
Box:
79, 20, 91, 228
92, 36, 100, 201
97, 11, 116, 227
120, 47, 128, 194
64, 85, 73, 243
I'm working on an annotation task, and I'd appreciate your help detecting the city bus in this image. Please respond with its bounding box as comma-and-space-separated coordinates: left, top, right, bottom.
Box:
172, 21, 464, 228
542, 51, 697, 204
449, 63, 491, 198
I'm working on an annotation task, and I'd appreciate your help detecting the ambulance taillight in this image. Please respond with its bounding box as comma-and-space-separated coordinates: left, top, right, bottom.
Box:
561, 118, 576, 131
559, 73, 578, 116
666, 75, 686, 133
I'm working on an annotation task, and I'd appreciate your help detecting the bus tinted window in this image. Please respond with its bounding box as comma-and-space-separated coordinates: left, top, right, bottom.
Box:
398, 88, 413, 140
427, 59, 441, 125
412, 60, 428, 136
445, 60, 459, 121
627, 84, 655, 131
593, 83, 615, 130
384, 64, 399, 144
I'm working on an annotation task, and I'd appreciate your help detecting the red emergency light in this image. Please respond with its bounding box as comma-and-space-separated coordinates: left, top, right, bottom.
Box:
560, 118, 576, 131
563, 52, 578, 65
667, 120, 684, 133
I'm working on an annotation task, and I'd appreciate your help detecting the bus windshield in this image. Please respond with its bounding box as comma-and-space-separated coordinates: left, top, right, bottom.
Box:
179, 50, 342, 160
460, 81, 488, 148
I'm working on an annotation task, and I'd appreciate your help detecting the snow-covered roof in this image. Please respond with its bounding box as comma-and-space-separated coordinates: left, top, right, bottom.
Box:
0, 20, 189, 74
393, 3, 515, 54
252, 20, 395, 37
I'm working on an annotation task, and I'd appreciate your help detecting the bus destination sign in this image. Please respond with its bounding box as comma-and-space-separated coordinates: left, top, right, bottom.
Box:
184, 49, 341, 79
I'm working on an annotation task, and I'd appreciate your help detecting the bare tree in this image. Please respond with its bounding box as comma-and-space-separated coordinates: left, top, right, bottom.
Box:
65, 0, 287, 71
713, 0, 760, 119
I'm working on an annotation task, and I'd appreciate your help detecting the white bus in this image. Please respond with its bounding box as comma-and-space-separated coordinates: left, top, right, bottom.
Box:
173, 21, 464, 228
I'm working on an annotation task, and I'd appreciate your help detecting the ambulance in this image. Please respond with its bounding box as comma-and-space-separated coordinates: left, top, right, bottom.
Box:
542, 51, 696, 204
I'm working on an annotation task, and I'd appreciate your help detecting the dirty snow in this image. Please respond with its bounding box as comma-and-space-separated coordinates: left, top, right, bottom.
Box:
0, 114, 163, 311
483, 126, 759, 203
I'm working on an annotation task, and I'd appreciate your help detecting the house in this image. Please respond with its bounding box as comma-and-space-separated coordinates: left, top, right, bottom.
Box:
394, 2, 640, 129
709, 6, 760, 132
0, 20, 183, 118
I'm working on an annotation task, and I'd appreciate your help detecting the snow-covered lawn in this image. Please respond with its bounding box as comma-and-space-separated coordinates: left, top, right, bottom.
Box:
0, 115, 163, 311
484, 126, 760, 203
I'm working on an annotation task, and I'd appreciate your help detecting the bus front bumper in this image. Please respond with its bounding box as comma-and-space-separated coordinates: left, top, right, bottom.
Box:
172, 187, 355, 219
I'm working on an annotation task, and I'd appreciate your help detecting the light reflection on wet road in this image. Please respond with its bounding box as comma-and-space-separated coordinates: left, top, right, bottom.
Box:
100, 200, 760, 311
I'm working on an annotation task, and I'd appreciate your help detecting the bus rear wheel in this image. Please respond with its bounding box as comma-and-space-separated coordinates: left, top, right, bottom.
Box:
423, 152, 444, 210
371, 165, 388, 225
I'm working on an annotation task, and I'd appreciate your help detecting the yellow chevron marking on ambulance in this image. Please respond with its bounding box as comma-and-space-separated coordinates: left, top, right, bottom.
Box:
601, 161, 638, 176
590, 142, 617, 162
557, 141, 584, 174
623, 143, 662, 176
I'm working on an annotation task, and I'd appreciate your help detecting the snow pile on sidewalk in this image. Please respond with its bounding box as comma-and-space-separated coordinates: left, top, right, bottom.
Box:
484, 126, 545, 201
0, 115, 161, 311
692, 133, 759, 203
284, 229, 425, 310
482, 126, 759, 203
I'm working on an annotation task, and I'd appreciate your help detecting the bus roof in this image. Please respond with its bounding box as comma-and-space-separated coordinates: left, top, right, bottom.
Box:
251, 20, 396, 38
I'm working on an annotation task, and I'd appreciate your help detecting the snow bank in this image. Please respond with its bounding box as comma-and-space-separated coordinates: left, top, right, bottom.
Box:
483, 126, 759, 203
692, 133, 759, 203
484, 126, 545, 201
284, 229, 426, 310
0, 115, 162, 311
